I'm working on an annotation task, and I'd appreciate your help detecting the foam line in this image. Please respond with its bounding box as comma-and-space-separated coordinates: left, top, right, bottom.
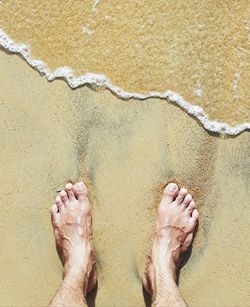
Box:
0, 29, 249, 135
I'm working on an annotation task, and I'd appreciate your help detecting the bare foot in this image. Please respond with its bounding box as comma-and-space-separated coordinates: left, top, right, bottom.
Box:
143, 183, 199, 307
50, 182, 97, 299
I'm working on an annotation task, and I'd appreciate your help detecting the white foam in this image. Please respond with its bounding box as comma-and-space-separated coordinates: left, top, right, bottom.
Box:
0, 29, 249, 135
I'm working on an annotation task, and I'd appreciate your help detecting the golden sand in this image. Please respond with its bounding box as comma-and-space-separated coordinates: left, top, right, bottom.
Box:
0, 51, 249, 306
0, 0, 249, 125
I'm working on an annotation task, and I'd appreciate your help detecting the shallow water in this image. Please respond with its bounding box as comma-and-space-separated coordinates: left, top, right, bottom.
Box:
0, 51, 249, 306
0, 0, 249, 129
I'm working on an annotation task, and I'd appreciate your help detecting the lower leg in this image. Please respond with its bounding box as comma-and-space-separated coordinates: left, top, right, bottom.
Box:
49, 246, 90, 307
144, 183, 199, 307
49, 182, 96, 307
150, 250, 186, 307
50, 279, 87, 307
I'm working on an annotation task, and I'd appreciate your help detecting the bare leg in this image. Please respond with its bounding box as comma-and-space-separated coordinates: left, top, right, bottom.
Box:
49, 182, 97, 307
143, 183, 199, 307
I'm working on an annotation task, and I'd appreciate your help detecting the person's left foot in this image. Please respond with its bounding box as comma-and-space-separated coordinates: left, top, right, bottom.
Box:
50, 181, 97, 295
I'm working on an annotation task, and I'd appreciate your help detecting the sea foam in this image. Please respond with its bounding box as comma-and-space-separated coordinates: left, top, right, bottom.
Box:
0, 29, 249, 135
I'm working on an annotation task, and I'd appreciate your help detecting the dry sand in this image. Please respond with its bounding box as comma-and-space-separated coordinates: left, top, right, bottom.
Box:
0, 50, 249, 306
1, 0, 250, 125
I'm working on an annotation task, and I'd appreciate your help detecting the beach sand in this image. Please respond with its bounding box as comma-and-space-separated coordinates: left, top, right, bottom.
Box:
0, 50, 249, 306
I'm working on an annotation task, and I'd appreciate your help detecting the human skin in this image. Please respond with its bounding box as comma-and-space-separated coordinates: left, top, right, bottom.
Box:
143, 182, 199, 306
49, 182, 198, 306
49, 182, 96, 307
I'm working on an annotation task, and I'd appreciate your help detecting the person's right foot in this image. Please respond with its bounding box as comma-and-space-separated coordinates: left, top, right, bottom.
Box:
143, 183, 199, 306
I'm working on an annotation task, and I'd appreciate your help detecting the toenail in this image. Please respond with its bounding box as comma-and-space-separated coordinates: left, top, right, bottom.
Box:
75, 182, 84, 190
168, 183, 177, 191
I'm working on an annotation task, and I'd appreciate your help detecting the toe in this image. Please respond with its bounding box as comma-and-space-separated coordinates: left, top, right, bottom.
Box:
159, 183, 179, 211
191, 209, 199, 225
59, 190, 68, 205
163, 183, 178, 200
176, 188, 187, 204
74, 181, 88, 200
50, 204, 59, 224
187, 200, 196, 214
183, 194, 192, 207
65, 183, 76, 200
55, 196, 63, 210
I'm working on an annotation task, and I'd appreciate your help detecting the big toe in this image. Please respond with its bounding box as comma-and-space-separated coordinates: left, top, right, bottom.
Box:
74, 181, 88, 201
162, 183, 179, 203
159, 183, 179, 212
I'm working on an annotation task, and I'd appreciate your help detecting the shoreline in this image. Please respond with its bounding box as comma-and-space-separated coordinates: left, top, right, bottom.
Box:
0, 29, 249, 136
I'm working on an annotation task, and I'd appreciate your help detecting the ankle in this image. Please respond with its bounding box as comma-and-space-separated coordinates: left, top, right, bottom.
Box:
153, 255, 177, 280
62, 270, 84, 289
63, 261, 88, 287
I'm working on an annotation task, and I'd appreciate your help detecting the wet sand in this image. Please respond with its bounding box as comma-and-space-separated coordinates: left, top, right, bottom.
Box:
1, 0, 250, 125
0, 51, 249, 306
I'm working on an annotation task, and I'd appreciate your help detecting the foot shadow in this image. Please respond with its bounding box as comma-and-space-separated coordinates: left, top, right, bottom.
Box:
86, 282, 98, 307
142, 286, 151, 307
